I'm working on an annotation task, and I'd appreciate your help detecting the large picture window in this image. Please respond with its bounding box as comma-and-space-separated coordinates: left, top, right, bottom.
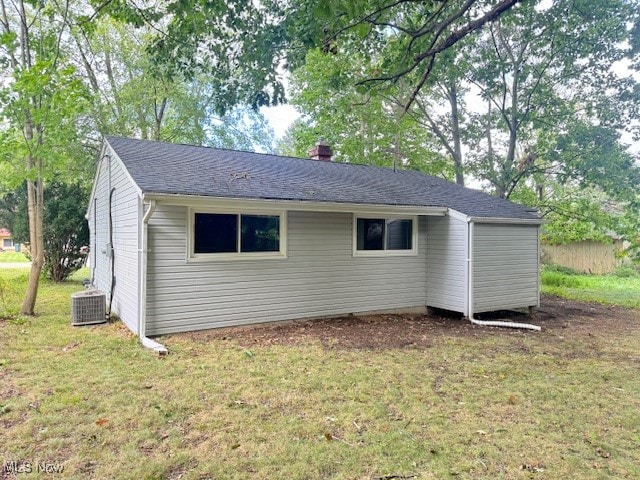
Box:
354, 216, 416, 256
191, 210, 285, 260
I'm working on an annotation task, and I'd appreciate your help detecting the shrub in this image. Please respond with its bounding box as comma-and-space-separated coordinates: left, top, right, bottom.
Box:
542, 264, 581, 276
612, 265, 640, 278
541, 269, 584, 288
0, 182, 88, 282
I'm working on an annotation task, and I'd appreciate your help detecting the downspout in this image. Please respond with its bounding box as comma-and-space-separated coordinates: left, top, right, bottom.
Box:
107, 187, 116, 316
138, 199, 168, 354
467, 220, 541, 332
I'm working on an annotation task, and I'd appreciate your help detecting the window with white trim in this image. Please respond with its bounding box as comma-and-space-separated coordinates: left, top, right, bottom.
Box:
190, 210, 286, 260
354, 216, 417, 256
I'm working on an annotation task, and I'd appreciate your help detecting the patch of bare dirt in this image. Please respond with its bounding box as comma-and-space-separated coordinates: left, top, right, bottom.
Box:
179, 295, 640, 350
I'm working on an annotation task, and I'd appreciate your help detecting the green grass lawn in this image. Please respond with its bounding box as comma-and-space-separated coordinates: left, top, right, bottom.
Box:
0, 250, 29, 263
1, 268, 639, 479
541, 266, 640, 308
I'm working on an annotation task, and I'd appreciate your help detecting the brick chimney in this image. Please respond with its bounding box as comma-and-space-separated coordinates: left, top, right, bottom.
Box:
309, 140, 332, 161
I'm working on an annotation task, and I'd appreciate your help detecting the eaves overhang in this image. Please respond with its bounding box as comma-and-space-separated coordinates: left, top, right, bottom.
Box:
143, 192, 448, 217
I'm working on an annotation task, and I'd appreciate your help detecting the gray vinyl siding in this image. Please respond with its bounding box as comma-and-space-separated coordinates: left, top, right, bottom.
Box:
472, 223, 539, 313
89, 151, 140, 332
90, 158, 109, 297
146, 207, 427, 335
425, 215, 468, 314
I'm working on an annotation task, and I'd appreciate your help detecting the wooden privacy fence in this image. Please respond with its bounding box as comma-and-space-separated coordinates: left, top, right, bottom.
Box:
541, 239, 626, 274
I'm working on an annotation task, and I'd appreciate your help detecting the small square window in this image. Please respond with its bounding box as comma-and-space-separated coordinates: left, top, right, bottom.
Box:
241, 215, 280, 252
354, 216, 416, 256
194, 213, 237, 253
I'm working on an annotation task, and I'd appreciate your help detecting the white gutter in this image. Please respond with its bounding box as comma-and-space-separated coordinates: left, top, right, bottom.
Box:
138, 199, 168, 354
466, 221, 541, 332
466, 215, 545, 225
144, 193, 448, 217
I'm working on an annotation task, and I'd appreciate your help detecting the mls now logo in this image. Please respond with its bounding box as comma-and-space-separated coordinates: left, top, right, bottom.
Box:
4, 460, 64, 474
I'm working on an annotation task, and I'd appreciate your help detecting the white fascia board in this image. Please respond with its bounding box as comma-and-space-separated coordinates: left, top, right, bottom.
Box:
468, 216, 545, 225
85, 139, 144, 219
447, 208, 470, 222
144, 193, 448, 216
448, 208, 544, 225
108, 142, 143, 199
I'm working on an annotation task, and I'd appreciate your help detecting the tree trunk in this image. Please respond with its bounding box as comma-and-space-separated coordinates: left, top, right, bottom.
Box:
486, 101, 507, 198
20, 104, 45, 315
501, 66, 520, 199
448, 82, 465, 186
154, 96, 168, 141
21, 176, 44, 315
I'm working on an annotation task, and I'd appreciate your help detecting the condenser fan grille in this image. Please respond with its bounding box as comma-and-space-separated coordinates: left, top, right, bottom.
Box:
71, 289, 106, 326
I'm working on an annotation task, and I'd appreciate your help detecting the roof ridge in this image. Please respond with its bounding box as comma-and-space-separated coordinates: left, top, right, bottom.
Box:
104, 135, 440, 176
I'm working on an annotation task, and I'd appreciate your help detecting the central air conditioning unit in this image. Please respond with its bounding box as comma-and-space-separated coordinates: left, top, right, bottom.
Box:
71, 289, 107, 326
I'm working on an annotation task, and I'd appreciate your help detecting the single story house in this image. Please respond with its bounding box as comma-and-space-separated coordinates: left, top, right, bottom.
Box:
87, 136, 542, 349
0, 228, 15, 251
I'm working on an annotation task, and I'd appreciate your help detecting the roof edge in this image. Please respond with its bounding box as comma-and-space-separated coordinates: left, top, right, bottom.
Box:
468, 215, 544, 225
143, 192, 449, 216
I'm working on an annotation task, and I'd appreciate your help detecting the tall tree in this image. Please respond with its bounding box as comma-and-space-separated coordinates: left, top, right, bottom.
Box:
0, 0, 90, 314
464, 0, 639, 199
281, 48, 450, 175
71, 17, 276, 150
102, 0, 523, 114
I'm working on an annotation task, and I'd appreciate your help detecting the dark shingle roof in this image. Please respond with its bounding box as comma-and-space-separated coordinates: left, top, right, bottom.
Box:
105, 136, 540, 220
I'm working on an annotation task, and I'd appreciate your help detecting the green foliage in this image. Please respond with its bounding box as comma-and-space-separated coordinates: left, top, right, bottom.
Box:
74, 17, 276, 152
0, 188, 28, 244
0, 183, 89, 282
281, 48, 451, 175
0, 0, 96, 312
541, 269, 585, 289
544, 123, 640, 204
612, 266, 640, 279
541, 268, 640, 308
109, 1, 525, 115
205, 107, 276, 153
134, 0, 290, 113
464, 0, 640, 198
537, 187, 622, 245
0, 63, 91, 189
513, 165, 640, 248
463, 1, 640, 247
42, 183, 90, 282
542, 265, 582, 276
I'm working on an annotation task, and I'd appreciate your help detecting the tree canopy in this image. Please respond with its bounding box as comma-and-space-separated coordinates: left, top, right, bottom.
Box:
281, 48, 452, 175
95, 0, 525, 113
